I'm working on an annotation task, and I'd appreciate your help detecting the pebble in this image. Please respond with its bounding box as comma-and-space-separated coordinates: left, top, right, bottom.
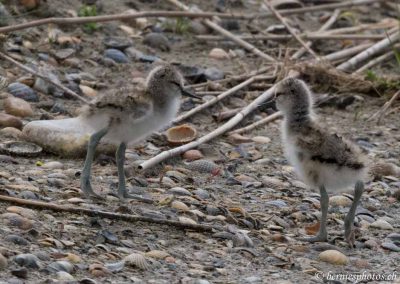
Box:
3, 96, 34, 117
47, 261, 74, 273
11, 268, 28, 279
189, 20, 209, 34
5, 235, 30, 246
0, 127, 24, 139
103, 36, 132, 50
7, 82, 39, 102
318, 250, 348, 265
0, 113, 23, 129
104, 49, 129, 63
370, 219, 394, 230
56, 271, 75, 281
329, 195, 352, 207
381, 242, 400, 252
42, 161, 64, 169
193, 188, 210, 199
14, 254, 41, 269
143, 32, 171, 51
80, 85, 97, 97
53, 48, 75, 60
0, 254, 7, 270
3, 213, 34, 230
168, 187, 191, 196
252, 136, 271, 144
204, 67, 224, 81
171, 200, 190, 212
209, 48, 229, 60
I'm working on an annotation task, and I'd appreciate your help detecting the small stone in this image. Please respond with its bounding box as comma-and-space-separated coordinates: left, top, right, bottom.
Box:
319, 250, 348, 265
209, 48, 229, 60
54, 48, 75, 60
329, 195, 352, 207
381, 242, 400, 252
193, 188, 210, 199
56, 271, 75, 281
143, 32, 171, 51
189, 20, 209, 34
252, 136, 271, 144
3, 97, 34, 117
370, 219, 394, 230
7, 82, 38, 102
0, 113, 23, 129
11, 268, 28, 279
0, 254, 8, 270
0, 127, 24, 139
204, 67, 224, 81
104, 49, 129, 63
171, 200, 190, 212
5, 235, 30, 246
168, 187, 191, 196
42, 161, 64, 169
103, 36, 132, 50
14, 254, 41, 269
80, 85, 97, 97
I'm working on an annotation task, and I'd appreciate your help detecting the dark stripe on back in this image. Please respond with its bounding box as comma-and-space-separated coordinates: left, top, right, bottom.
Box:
310, 155, 364, 170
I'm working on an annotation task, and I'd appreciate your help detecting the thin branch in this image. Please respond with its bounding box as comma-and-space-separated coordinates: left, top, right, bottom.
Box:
166, 0, 277, 62
174, 75, 266, 124
355, 47, 397, 73
0, 51, 92, 105
322, 43, 373, 63
368, 90, 400, 122
139, 71, 300, 170
0, 195, 222, 232
196, 34, 387, 41
291, 9, 341, 60
264, 0, 319, 59
337, 30, 400, 71
228, 111, 283, 135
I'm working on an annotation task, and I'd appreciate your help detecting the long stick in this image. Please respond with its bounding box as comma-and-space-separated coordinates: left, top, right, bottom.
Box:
355, 48, 396, 73
322, 43, 373, 62
174, 76, 264, 124
264, 0, 319, 59
0, 51, 92, 105
0, 195, 222, 232
196, 34, 387, 41
166, 0, 277, 62
337, 30, 400, 71
228, 112, 283, 135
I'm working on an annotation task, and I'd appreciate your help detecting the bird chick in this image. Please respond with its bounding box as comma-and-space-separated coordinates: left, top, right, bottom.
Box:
275, 77, 368, 247
79, 64, 197, 200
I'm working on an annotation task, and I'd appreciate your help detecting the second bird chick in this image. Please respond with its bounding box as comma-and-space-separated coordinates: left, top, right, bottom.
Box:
275, 77, 369, 247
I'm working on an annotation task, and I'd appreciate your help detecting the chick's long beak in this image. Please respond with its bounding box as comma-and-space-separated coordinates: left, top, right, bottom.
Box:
181, 86, 200, 99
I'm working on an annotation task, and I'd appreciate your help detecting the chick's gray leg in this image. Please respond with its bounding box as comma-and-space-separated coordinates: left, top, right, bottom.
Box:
80, 127, 109, 198
344, 180, 364, 248
116, 142, 128, 199
299, 185, 329, 242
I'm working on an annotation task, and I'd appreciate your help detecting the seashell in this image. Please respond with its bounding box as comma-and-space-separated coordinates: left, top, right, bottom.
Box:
14, 254, 42, 269
178, 216, 197, 225
124, 253, 150, 270
182, 149, 204, 161
0, 141, 42, 157
329, 195, 352, 207
65, 253, 81, 263
184, 159, 220, 174
319, 250, 348, 265
104, 261, 125, 272
209, 48, 229, 60
370, 219, 394, 230
170, 200, 190, 212
145, 250, 170, 260
166, 124, 197, 145
89, 263, 110, 277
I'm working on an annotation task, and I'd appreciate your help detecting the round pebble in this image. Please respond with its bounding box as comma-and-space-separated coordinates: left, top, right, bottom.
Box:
319, 250, 348, 265
7, 82, 38, 102
0, 113, 23, 130
3, 96, 34, 117
104, 49, 129, 63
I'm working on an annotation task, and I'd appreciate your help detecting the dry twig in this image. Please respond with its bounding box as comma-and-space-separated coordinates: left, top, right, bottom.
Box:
174, 75, 267, 124
0, 51, 92, 105
337, 30, 400, 71
355, 47, 397, 73
264, 0, 318, 59
229, 112, 283, 135
0, 195, 222, 232
368, 90, 400, 122
196, 34, 387, 41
